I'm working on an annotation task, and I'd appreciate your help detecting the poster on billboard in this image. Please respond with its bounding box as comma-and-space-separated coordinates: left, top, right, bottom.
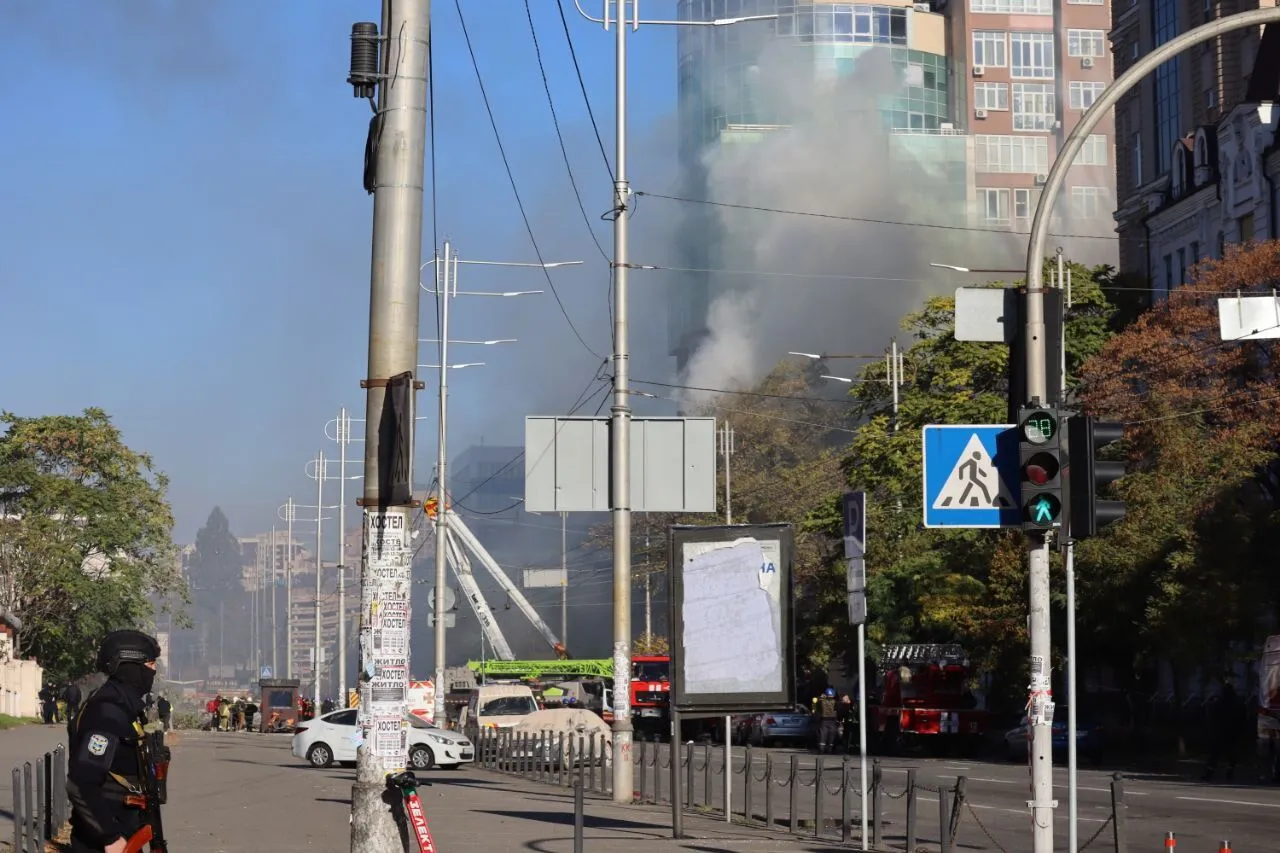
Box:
667, 523, 795, 713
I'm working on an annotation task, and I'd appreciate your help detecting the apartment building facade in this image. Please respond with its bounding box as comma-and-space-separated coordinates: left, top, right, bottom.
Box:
1112, 0, 1278, 280
944, 0, 1118, 238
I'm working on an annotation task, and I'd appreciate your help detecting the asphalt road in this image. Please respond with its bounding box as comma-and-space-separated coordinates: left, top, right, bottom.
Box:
562, 740, 1280, 851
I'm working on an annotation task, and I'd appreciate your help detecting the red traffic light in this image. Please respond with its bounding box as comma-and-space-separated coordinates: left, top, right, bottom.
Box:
1022, 451, 1060, 486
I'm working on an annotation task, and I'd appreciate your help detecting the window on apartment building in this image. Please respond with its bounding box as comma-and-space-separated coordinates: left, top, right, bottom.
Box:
975, 135, 1050, 173
973, 82, 1009, 110
1073, 134, 1110, 166
1240, 213, 1255, 242
1069, 81, 1105, 109
1190, 240, 1200, 261
1177, 247, 1187, 284
1163, 254, 1173, 291
1153, 0, 1182, 174
1130, 133, 1143, 186
1012, 83, 1056, 131
1014, 188, 1043, 220
1070, 186, 1105, 218
978, 189, 1012, 225
1205, 88, 1219, 109
1216, 231, 1225, 257
1010, 33, 1055, 78
1067, 29, 1107, 57
970, 0, 1052, 13
972, 31, 1008, 68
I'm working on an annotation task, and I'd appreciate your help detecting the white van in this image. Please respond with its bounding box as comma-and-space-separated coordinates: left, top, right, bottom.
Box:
463, 684, 539, 741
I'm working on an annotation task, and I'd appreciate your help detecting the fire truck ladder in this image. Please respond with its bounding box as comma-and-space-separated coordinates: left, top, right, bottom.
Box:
439, 510, 564, 662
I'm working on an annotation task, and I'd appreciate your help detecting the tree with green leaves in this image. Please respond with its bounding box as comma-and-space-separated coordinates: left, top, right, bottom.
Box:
805, 259, 1121, 709
0, 408, 186, 680
1075, 242, 1280, 713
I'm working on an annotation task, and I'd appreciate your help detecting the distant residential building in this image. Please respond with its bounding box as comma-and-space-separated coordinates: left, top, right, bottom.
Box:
1111, 0, 1280, 281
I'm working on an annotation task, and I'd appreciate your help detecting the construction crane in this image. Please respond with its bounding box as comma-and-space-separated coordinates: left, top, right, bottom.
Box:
432, 509, 564, 661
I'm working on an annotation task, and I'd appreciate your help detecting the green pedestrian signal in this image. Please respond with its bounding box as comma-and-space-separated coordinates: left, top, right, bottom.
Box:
1018, 405, 1065, 532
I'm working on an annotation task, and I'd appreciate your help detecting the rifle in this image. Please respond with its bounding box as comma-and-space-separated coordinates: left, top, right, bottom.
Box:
124, 729, 169, 853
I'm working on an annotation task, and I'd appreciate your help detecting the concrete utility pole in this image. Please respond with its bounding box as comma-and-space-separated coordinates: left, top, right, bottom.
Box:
608, 0, 636, 803
312, 450, 326, 710
348, 0, 428, 848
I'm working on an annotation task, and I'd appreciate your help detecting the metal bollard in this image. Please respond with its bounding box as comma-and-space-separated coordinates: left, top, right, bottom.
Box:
1111, 773, 1128, 853
653, 736, 663, 804
35, 755, 46, 842
905, 768, 918, 852
12, 767, 21, 853
559, 732, 567, 787
743, 745, 755, 825
587, 733, 597, 793
685, 742, 694, 806
573, 776, 585, 853
840, 756, 851, 844
1164, 831, 1176, 850
638, 739, 649, 803
1218, 841, 1231, 852
814, 756, 825, 839
938, 781, 951, 853
764, 754, 774, 830
703, 743, 712, 806
788, 754, 799, 834
24, 762, 37, 853
871, 758, 883, 847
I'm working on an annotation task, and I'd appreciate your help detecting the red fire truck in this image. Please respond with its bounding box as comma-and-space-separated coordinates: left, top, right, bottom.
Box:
870, 643, 987, 755
631, 655, 671, 738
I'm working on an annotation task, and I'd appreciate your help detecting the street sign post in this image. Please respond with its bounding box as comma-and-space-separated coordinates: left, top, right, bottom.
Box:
922, 425, 1021, 528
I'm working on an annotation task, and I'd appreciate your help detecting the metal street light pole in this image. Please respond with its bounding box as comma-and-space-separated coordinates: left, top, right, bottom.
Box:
574, 0, 776, 805
271, 525, 278, 678
313, 451, 326, 710
336, 408, 351, 704
421, 246, 575, 726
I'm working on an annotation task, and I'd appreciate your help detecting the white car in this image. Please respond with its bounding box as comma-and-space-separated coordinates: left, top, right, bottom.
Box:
290, 709, 474, 771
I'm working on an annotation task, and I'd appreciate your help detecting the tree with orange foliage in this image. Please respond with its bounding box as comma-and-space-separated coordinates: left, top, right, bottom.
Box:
1076, 241, 1280, 688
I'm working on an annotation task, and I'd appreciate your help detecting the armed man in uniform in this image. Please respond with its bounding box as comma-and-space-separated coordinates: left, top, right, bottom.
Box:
67, 629, 165, 853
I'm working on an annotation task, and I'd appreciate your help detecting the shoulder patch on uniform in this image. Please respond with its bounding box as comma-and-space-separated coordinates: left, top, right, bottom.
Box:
87, 734, 109, 756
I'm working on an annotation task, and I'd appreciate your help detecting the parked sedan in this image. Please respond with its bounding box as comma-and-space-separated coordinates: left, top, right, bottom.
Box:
746, 705, 814, 748
291, 708, 475, 770
1003, 711, 1104, 764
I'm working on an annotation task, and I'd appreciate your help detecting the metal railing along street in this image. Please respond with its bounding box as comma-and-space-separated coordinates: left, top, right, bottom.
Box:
476, 729, 1134, 852
10, 744, 68, 853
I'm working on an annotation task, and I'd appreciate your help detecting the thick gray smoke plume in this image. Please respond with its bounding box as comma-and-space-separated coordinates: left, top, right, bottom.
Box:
678, 43, 973, 401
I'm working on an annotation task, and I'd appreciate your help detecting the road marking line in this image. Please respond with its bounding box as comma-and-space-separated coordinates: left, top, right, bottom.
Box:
1176, 796, 1280, 808
968, 804, 1104, 822
966, 777, 1018, 784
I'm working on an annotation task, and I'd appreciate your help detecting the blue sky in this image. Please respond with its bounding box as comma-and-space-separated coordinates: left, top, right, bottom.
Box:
0, 1, 683, 543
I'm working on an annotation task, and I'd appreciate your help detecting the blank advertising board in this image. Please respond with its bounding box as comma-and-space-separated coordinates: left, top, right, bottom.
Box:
667, 523, 795, 713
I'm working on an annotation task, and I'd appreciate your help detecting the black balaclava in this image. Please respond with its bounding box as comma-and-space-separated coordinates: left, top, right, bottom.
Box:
113, 661, 156, 698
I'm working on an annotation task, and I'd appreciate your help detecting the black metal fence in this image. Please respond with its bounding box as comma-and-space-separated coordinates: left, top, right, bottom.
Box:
476, 729, 1132, 852
11, 744, 68, 853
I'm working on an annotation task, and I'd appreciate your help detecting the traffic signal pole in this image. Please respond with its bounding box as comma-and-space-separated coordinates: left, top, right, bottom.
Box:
1022, 273, 1057, 853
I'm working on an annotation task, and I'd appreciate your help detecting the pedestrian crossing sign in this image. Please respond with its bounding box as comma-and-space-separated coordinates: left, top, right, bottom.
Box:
921, 425, 1021, 528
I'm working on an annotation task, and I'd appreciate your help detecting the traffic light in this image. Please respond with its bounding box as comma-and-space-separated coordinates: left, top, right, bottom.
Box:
1018, 405, 1065, 531
1066, 416, 1127, 540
